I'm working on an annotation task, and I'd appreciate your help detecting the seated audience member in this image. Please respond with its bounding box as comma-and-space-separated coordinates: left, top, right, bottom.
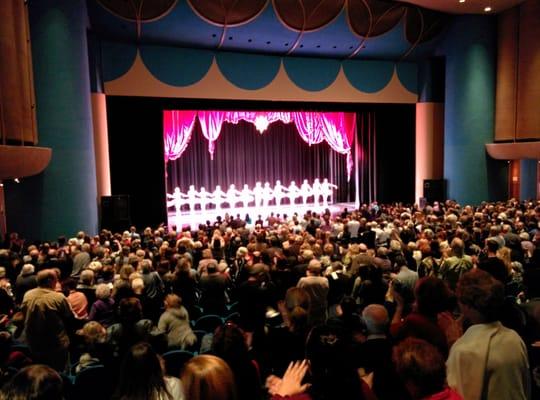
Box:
75, 321, 112, 372
0, 364, 64, 400
114, 342, 183, 400
88, 283, 115, 327
21, 269, 75, 371
393, 337, 462, 400
181, 354, 236, 400
157, 294, 196, 350
212, 322, 263, 400
447, 269, 530, 400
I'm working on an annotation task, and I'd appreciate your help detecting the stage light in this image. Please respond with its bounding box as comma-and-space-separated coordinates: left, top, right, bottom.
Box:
484, 6, 492, 12
254, 115, 270, 134
0, 182, 3, 187
14, 178, 20, 183
459, 0, 465, 3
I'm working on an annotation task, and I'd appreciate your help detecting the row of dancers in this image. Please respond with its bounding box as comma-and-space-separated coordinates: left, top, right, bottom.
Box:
167, 178, 338, 213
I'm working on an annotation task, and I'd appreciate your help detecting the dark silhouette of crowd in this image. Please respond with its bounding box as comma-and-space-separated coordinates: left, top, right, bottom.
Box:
0, 199, 539, 400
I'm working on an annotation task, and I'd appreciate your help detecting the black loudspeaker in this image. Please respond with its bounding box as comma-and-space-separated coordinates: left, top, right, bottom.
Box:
101, 195, 131, 231
423, 179, 447, 203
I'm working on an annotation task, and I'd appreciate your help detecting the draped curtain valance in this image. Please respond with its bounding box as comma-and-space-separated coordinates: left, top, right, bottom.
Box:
164, 110, 356, 179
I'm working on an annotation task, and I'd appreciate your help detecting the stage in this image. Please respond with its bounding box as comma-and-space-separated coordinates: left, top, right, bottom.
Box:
167, 202, 356, 231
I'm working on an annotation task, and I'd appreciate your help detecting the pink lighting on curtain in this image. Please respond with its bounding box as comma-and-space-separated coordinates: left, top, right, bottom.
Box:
197, 111, 226, 160
163, 110, 356, 179
163, 110, 197, 162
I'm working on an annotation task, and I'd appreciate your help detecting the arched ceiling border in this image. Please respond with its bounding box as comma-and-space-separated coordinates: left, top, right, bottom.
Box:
96, 0, 179, 23
185, 0, 270, 28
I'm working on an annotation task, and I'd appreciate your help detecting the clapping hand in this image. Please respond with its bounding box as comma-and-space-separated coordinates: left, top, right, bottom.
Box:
266, 360, 311, 397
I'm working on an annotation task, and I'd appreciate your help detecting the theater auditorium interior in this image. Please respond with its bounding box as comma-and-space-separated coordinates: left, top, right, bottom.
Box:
0, 0, 539, 399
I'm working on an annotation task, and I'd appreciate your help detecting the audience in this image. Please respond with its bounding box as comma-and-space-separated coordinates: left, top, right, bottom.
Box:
0, 199, 538, 399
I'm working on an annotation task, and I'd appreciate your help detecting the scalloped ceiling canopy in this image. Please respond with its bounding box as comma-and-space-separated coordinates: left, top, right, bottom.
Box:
396, 0, 526, 14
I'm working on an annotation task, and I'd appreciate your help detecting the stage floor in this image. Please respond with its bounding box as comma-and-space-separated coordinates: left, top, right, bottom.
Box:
167, 202, 356, 230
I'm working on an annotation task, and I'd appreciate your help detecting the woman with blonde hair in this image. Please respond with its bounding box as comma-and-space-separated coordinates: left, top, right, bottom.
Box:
181, 354, 236, 400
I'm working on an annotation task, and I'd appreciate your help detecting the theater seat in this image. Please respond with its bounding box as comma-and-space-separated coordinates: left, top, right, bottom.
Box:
193, 314, 223, 333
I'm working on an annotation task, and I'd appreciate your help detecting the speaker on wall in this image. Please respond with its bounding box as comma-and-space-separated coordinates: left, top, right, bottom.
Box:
101, 195, 131, 231
423, 179, 447, 203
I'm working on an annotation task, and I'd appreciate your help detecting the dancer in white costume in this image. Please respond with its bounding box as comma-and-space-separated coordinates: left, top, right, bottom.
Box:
186, 185, 198, 211
273, 180, 286, 206
312, 178, 323, 207
211, 185, 227, 210
287, 181, 300, 205
321, 178, 338, 207
253, 182, 264, 207
262, 182, 273, 207
240, 184, 254, 208
226, 184, 242, 208
166, 187, 186, 214
300, 179, 312, 205
198, 187, 210, 211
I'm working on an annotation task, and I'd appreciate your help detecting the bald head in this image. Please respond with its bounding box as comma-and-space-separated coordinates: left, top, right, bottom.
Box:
362, 304, 389, 335
37, 269, 58, 289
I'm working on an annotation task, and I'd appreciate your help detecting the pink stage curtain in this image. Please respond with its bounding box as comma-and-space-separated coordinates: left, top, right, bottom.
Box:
318, 112, 356, 178
198, 110, 226, 159
224, 111, 293, 133
291, 112, 325, 145
163, 110, 197, 162
164, 110, 356, 178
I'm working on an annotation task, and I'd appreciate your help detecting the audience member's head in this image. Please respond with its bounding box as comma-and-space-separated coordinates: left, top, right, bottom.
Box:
115, 342, 170, 400
393, 337, 447, 400
414, 277, 454, 318
95, 283, 112, 300
457, 269, 504, 323
0, 364, 63, 400
362, 304, 389, 335
283, 287, 310, 334
164, 294, 182, 309
36, 270, 57, 289
181, 355, 237, 400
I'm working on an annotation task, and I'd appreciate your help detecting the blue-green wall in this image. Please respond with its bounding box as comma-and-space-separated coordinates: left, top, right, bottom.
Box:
521, 160, 538, 201
5, 0, 98, 241
440, 16, 507, 203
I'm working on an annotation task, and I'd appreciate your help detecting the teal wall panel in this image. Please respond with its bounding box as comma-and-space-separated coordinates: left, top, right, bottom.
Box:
6, 0, 98, 240
521, 159, 538, 201
441, 16, 507, 204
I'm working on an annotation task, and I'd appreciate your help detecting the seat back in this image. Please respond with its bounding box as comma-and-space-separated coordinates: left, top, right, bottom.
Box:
193, 314, 223, 333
